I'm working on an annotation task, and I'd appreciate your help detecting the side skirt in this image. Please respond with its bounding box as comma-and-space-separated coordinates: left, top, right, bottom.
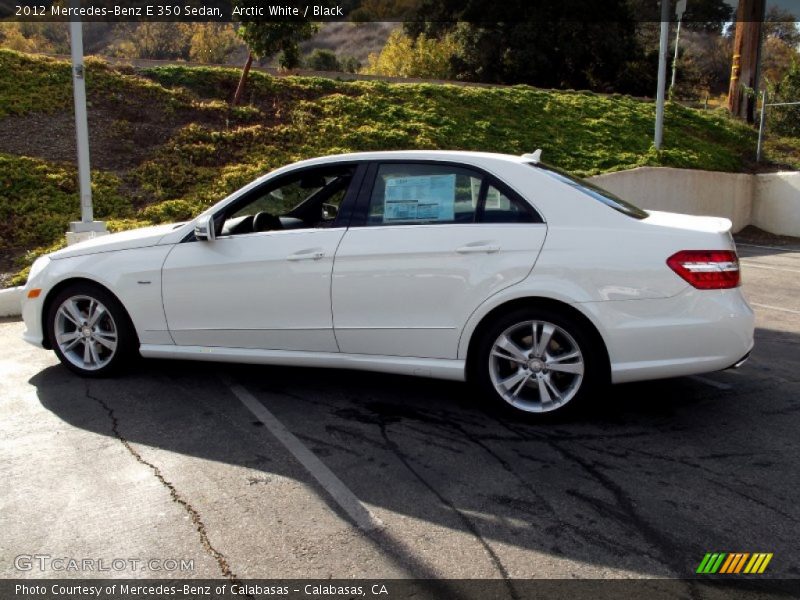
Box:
139, 344, 467, 382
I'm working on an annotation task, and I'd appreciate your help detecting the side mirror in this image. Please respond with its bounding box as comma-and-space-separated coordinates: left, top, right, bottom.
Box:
322, 203, 339, 220
194, 215, 216, 241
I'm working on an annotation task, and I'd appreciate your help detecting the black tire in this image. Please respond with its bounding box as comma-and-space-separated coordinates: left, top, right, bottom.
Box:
471, 307, 606, 417
47, 282, 138, 377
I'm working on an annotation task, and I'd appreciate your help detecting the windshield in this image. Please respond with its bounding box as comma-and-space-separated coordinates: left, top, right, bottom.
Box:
530, 163, 649, 220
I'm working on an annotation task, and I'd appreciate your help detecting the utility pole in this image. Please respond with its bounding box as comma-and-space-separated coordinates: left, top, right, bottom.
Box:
654, 0, 671, 150
67, 0, 106, 244
727, 0, 766, 123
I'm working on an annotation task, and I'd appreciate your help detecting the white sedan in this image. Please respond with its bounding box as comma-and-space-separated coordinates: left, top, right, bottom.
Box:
21, 151, 754, 415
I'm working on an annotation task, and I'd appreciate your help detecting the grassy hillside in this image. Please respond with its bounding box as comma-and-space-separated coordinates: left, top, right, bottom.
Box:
0, 49, 785, 285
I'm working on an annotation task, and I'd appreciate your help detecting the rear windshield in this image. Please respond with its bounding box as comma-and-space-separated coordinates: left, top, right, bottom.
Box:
529, 163, 649, 219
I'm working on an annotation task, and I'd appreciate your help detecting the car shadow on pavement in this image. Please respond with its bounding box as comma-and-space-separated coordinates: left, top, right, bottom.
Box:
29, 325, 800, 581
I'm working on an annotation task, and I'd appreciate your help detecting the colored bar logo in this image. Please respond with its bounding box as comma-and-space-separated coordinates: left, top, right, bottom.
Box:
696, 552, 773, 574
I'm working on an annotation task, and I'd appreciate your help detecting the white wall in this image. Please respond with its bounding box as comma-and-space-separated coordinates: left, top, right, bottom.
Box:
0, 287, 23, 318
589, 167, 754, 233
752, 172, 800, 237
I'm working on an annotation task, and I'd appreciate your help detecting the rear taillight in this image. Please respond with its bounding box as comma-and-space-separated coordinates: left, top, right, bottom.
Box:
667, 250, 740, 290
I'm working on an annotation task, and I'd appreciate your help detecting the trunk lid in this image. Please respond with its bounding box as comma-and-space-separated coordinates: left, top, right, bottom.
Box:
643, 210, 733, 235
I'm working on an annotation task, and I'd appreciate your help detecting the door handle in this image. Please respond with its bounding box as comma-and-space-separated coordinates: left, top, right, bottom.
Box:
456, 242, 501, 254
287, 249, 325, 261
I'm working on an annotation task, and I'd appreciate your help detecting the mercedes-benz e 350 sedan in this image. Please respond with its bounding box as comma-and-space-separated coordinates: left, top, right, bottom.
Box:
22, 151, 754, 415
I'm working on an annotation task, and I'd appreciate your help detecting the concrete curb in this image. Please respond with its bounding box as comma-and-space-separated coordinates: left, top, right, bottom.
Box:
0, 287, 23, 318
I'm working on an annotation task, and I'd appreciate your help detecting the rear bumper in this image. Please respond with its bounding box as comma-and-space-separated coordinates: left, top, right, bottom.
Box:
579, 286, 755, 384
727, 351, 751, 370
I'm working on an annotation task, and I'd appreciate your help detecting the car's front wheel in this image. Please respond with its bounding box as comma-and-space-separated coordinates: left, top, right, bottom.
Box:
474, 308, 604, 416
47, 283, 136, 377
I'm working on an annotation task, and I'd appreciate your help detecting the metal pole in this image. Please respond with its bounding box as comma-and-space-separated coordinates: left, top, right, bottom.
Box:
654, 0, 670, 150
69, 11, 93, 224
670, 17, 682, 92
756, 89, 767, 163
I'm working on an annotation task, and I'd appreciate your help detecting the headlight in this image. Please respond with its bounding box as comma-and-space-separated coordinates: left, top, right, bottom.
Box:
26, 256, 51, 284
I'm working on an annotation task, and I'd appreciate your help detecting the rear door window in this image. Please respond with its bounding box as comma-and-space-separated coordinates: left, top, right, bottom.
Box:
364, 163, 542, 226
367, 164, 482, 225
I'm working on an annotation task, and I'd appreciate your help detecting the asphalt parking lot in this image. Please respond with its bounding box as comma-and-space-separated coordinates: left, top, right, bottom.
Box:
1, 241, 799, 583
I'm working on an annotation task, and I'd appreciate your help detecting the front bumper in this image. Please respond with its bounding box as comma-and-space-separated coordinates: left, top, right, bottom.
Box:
21, 287, 46, 349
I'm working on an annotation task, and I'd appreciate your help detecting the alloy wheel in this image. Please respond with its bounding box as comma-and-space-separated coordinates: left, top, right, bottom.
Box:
54, 295, 118, 371
488, 319, 585, 413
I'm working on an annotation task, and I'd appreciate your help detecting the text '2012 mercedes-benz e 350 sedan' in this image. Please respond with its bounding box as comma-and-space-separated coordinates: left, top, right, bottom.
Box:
21, 151, 754, 416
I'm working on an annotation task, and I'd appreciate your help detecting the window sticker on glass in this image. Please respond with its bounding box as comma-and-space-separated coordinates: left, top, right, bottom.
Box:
383, 174, 456, 223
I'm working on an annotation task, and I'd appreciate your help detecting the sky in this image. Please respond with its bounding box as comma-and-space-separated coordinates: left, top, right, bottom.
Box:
724, 0, 799, 18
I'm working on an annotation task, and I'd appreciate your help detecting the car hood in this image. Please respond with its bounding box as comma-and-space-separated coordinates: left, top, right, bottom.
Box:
50, 223, 182, 259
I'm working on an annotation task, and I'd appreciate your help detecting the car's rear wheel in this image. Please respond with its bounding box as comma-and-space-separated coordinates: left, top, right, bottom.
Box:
47, 283, 136, 377
474, 308, 603, 415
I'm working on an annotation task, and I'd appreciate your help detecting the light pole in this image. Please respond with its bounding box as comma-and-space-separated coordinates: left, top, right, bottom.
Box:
654, 0, 671, 150
756, 90, 767, 162
67, 0, 106, 244
670, 0, 687, 93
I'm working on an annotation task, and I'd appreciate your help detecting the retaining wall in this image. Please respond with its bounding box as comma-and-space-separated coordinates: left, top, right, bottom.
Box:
589, 167, 800, 235
752, 172, 800, 237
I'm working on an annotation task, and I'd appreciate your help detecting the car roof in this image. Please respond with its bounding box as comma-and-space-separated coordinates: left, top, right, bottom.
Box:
281, 150, 531, 170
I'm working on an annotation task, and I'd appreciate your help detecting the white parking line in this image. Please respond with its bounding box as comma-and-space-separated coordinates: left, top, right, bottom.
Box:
740, 262, 800, 274
222, 376, 383, 531
751, 302, 800, 316
689, 375, 733, 390
737, 242, 800, 252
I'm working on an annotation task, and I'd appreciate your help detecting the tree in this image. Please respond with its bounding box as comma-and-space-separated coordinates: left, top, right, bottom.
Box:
0, 22, 69, 54
233, 20, 319, 105
626, 0, 733, 34
0, 24, 41, 53
620, 0, 734, 98
760, 7, 800, 86
769, 61, 800, 138
306, 49, 341, 72
237, 21, 319, 68
188, 24, 242, 64
363, 29, 457, 79
762, 7, 800, 49
761, 36, 800, 86
683, 31, 733, 97
340, 56, 361, 73
113, 23, 192, 60
403, 0, 640, 92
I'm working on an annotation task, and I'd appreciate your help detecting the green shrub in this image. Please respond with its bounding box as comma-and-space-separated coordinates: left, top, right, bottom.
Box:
306, 49, 341, 72
0, 154, 130, 249
769, 62, 800, 138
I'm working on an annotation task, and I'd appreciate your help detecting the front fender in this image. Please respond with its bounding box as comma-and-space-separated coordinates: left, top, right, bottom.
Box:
27, 246, 175, 347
